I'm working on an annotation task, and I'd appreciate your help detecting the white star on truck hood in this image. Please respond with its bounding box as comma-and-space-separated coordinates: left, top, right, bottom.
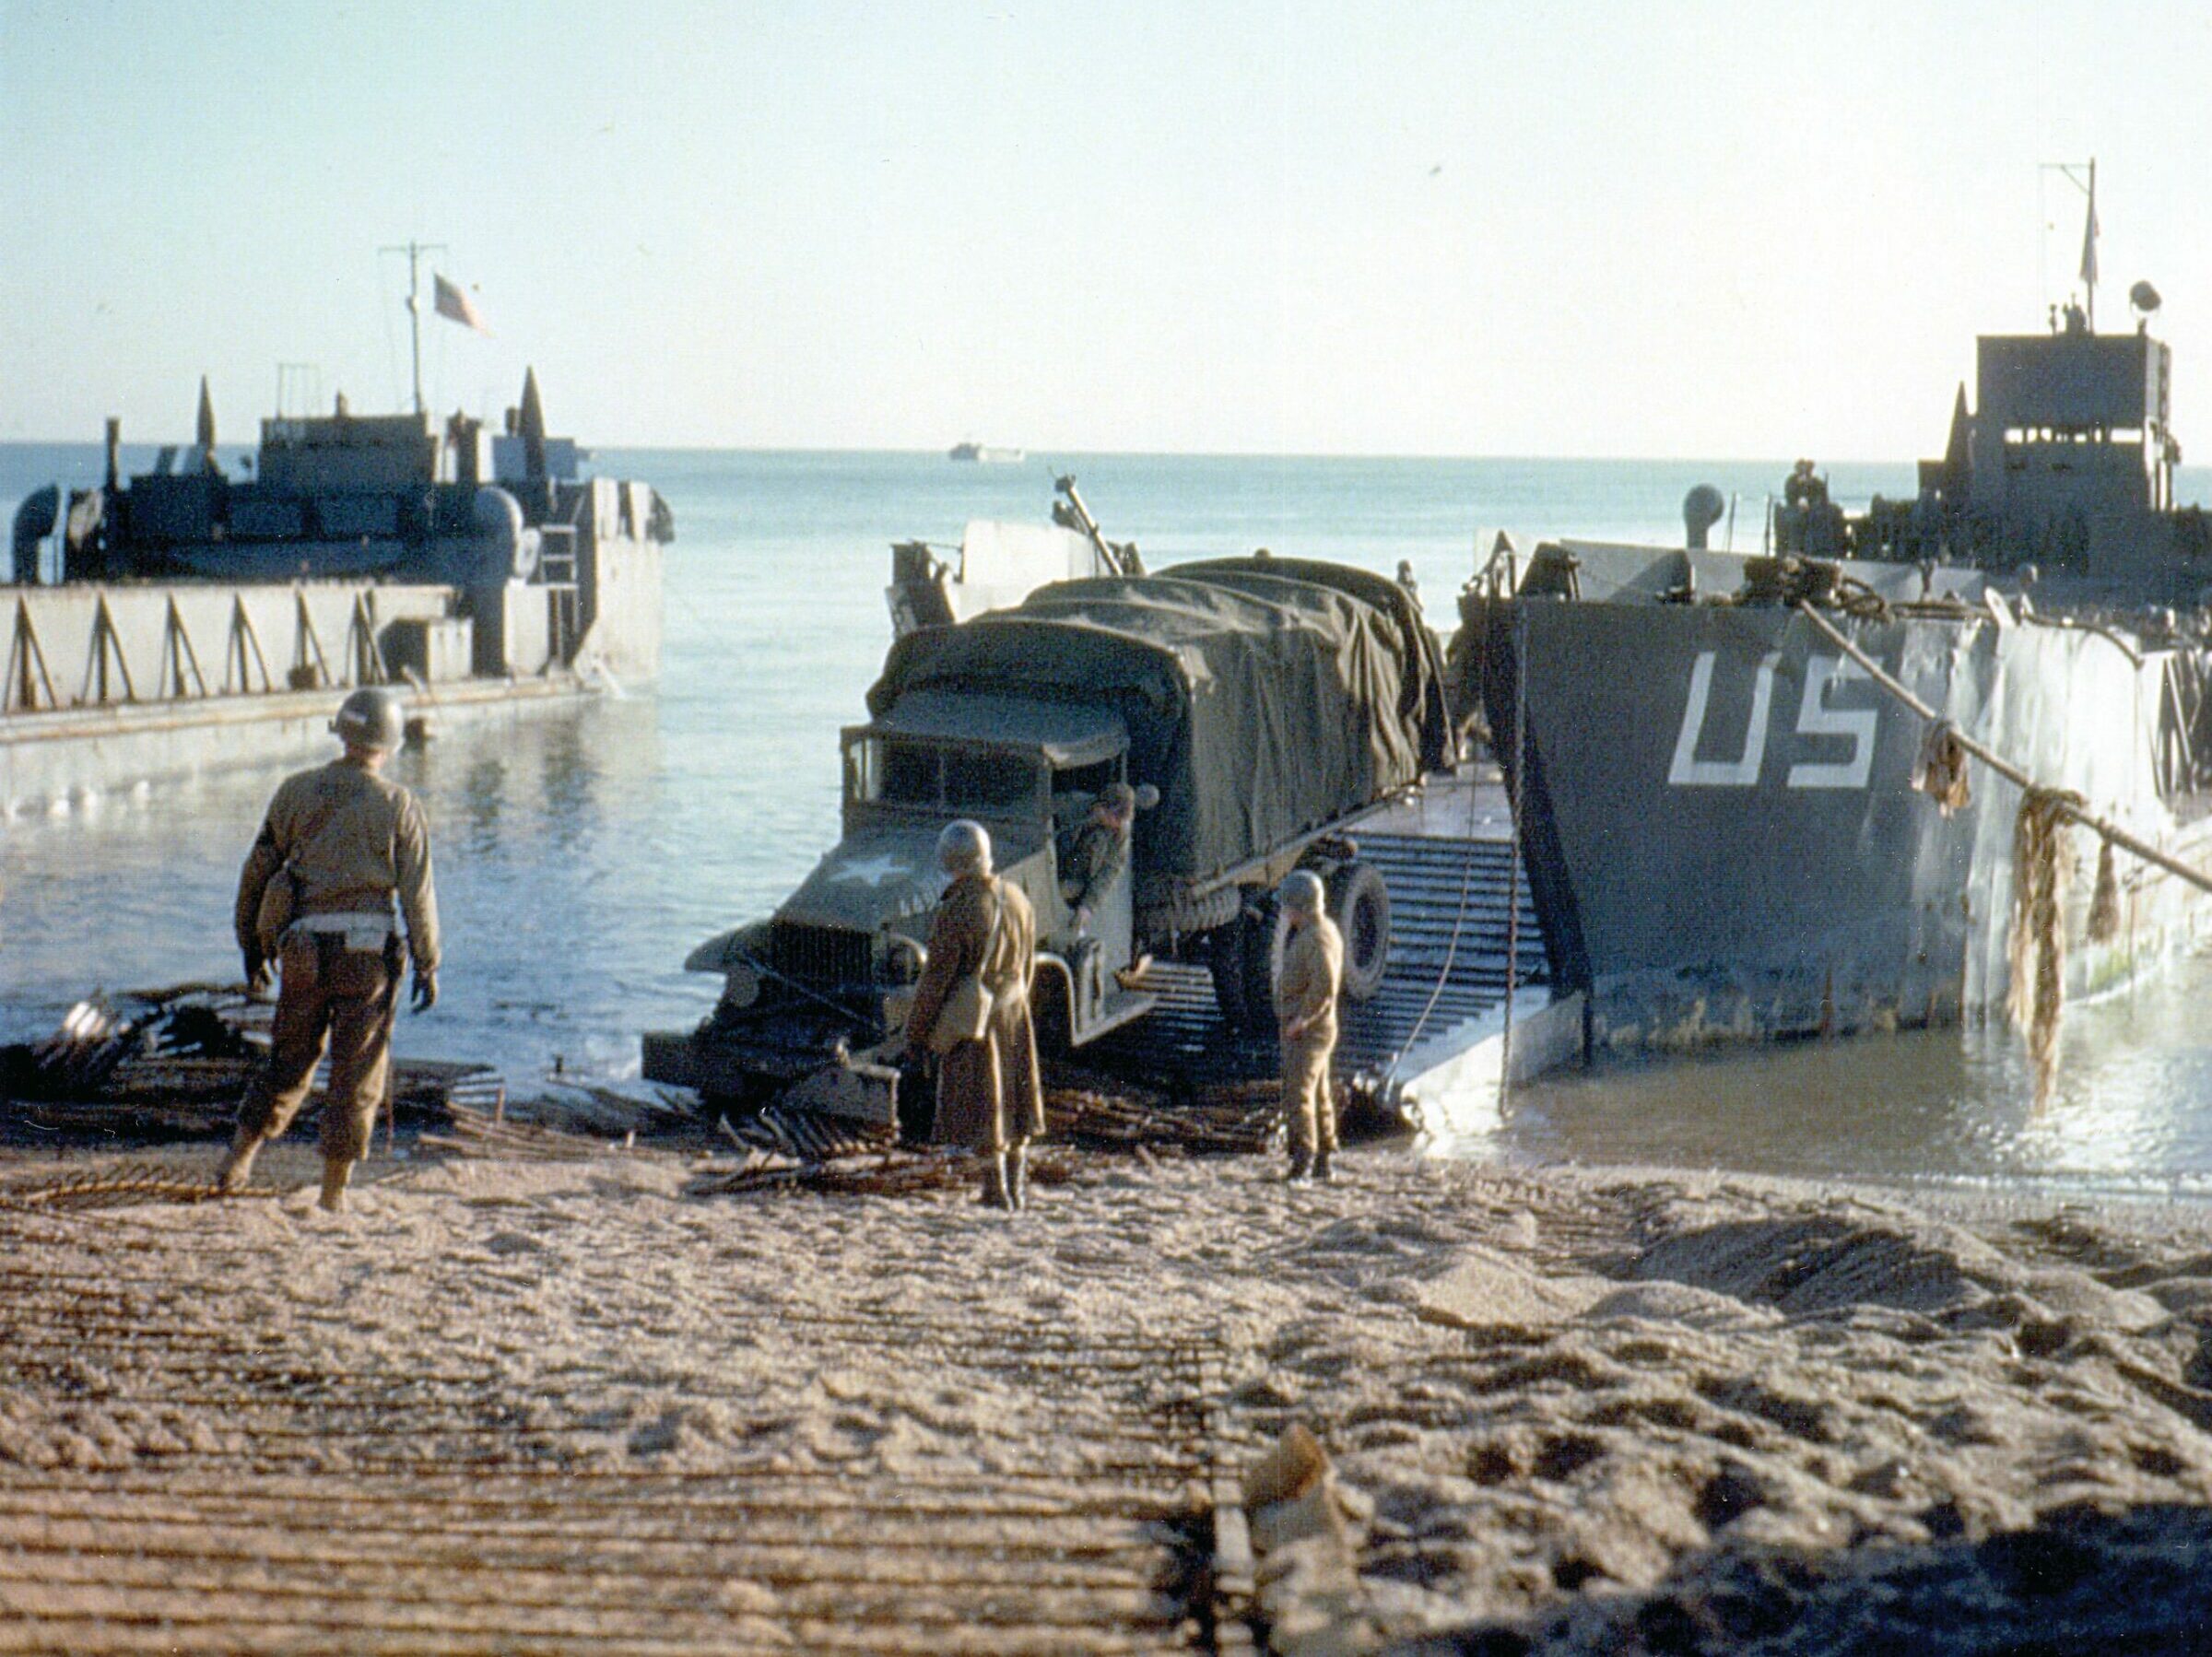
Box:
827, 852, 910, 887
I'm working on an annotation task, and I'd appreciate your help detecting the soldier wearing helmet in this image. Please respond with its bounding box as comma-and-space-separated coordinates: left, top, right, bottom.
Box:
1059, 781, 1137, 934
215, 687, 440, 1212
904, 819, 1045, 1212
1274, 868, 1344, 1183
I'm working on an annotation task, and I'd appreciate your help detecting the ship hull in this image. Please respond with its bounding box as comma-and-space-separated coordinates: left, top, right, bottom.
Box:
1472, 573, 2212, 1052
0, 531, 662, 813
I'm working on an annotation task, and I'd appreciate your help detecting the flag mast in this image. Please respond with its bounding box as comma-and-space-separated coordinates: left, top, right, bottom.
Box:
2041, 159, 2098, 333
379, 240, 448, 416
2084, 156, 2097, 332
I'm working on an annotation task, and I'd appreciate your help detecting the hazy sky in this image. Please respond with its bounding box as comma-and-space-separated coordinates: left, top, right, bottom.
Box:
3, 1, 2208, 457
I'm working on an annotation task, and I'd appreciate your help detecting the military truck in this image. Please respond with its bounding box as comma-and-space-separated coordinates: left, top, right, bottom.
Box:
641, 554, 1456, 1125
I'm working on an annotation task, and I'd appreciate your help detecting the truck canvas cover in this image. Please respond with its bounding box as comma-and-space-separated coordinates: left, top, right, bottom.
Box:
868, 558, 1455, 886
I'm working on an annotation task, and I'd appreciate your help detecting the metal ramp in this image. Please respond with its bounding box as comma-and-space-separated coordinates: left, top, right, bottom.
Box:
1082, 832, 1546, 1092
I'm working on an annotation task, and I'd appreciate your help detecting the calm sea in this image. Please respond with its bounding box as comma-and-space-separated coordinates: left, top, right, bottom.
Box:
6, 445, 2212, 1197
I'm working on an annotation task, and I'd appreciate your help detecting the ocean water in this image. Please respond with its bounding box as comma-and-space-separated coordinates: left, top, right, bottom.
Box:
7, 445, 2212, 1196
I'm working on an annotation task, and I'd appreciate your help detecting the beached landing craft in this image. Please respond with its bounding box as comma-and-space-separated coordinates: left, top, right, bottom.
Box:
4, 259, 670, 813
1463, 193, 2212, 1064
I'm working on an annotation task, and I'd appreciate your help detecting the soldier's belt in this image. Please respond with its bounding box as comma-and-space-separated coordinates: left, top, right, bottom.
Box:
285, 912, 397, 952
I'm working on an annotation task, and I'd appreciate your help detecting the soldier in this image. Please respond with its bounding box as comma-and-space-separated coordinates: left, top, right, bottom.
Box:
1274, 870, 1344, 1183
215, 687, 440, 1212
1060, 781, 1135, 934
904, 820, 1044, 1212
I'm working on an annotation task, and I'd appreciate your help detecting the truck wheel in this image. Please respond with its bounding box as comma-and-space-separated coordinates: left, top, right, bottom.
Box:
1238, 896, 1279, 1031
1209, 906, 1277, 1034
1209, 920, 1254, 1030
1329, 860, 1391, 1003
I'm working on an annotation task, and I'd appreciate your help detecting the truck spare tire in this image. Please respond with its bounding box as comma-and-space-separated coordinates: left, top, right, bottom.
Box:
1329, 860, 1391, 1003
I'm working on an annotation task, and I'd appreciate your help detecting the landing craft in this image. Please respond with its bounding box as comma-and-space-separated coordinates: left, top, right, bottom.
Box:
5, 249, 671, 812
1462, 175, 2212, 1064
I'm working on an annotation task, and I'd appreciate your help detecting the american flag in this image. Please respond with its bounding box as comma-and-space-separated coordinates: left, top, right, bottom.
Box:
432, 272, 489, 335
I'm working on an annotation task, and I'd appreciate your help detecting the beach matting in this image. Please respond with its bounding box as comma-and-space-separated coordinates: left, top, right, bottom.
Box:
5, 1143, 2212, 1652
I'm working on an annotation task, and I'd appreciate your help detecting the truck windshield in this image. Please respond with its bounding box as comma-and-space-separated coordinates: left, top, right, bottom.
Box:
847, 737, 1041, 815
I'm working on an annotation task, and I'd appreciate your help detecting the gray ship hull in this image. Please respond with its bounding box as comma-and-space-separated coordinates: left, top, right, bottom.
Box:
6, 369, 667, 808
1472, 551, 2212, 1052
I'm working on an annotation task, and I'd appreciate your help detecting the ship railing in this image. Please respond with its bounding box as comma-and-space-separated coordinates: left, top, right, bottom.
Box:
0, 582, 441, 718
534, 495, 587, 664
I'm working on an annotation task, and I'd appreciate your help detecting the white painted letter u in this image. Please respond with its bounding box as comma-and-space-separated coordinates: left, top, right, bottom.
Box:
1667, 650, 1781, 786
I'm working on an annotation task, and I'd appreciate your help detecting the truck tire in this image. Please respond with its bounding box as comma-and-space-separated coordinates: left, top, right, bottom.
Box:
1329, 860, 1391, 1003
1209, 902, 1277, 1033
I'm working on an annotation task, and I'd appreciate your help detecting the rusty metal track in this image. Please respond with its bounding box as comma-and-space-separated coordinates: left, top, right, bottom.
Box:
0, 1199, 1234, 1655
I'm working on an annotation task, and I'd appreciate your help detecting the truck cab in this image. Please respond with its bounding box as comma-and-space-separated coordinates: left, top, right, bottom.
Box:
648, 689, 1156, 1120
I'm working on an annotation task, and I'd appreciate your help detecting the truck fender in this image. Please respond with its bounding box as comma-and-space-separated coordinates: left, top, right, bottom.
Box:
684, 921, 771, 976
1030, 952, 1077, 1046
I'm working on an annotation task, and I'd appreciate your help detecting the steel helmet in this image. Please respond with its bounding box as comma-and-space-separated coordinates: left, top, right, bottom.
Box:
1278, 868, 1325, 916
936, 819, 992, 876
332, 687, 405, 751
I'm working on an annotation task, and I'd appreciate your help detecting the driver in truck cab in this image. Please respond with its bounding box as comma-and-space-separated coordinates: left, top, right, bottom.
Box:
1059, 781, 1135, 935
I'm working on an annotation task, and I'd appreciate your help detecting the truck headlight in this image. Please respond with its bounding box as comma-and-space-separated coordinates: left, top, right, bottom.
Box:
884, 936, 927, 985
722, 960, 762, 1010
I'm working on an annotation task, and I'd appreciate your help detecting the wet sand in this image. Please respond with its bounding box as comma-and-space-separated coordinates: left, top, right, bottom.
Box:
6, 1140, 2212, 1653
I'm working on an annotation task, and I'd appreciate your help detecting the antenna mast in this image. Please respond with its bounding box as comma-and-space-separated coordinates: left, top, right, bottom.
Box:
379, 240, 448, 415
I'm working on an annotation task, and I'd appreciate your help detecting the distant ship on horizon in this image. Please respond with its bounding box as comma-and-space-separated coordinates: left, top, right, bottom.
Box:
948, 440, 1024, 464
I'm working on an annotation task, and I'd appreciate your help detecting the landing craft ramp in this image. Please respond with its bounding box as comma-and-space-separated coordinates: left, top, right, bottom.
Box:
1080, 777, 1566, 1124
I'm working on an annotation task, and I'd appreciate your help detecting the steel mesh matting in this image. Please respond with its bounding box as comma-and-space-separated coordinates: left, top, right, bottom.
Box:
1089, 830, 1547, 1087
0, 1207, 1235, 1656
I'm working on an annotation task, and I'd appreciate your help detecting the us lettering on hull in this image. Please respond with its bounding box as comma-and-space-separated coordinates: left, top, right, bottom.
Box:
1667, 651, 1877, 790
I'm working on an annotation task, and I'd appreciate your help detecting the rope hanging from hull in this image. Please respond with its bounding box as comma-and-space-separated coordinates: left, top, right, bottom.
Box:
2007, 787, 2081, 1080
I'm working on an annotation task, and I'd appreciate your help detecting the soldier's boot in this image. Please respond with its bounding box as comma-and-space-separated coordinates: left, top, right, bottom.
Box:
1286, 1150, 1313, 1184
977, 1154, 1014, 1211
319, 1158, 355, 1215
1006, 1145, 1029, 1212
214, 1127, 265, 1195
1313, 1147, 1335, 1183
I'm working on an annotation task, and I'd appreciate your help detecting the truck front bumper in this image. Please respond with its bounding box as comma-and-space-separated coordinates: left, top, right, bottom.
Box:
641, 1028, 900, 1128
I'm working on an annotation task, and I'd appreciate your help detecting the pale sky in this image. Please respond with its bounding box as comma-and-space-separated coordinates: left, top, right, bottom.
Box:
3, 1, 2208, 458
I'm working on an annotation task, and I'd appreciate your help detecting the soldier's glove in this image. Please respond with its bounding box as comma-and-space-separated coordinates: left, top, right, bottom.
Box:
410, 969, 439, 1013
243, 946, 275, 1000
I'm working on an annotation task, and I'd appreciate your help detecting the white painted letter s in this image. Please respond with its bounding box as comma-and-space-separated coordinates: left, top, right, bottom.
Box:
1786, 655, 1877, 790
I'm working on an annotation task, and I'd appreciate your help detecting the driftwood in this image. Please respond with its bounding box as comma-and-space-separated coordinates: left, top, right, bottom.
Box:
1044, 1085, 1279, 1156
424, 1102, 626, 1163
0, 1161, 243, 1212
0, 982, 503, 1142
688, 1144, 1077, 1202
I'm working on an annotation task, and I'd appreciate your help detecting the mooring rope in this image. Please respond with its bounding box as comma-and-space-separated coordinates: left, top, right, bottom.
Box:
2007, 786, 2080, 1074
1795, 601, 2212, 899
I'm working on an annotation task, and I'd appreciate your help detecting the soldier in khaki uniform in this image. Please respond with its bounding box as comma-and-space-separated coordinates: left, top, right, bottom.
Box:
1059, 782, 1135, 933
1274, 869, 1344, 1183
905, 820, 1045, 1212
215, 688, 441, 1212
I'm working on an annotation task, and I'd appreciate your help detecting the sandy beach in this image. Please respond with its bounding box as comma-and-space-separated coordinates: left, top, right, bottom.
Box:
5, 1134, 2212, 1654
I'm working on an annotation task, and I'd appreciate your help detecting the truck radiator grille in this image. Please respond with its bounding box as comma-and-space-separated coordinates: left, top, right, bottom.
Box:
771, 923, 872, 989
